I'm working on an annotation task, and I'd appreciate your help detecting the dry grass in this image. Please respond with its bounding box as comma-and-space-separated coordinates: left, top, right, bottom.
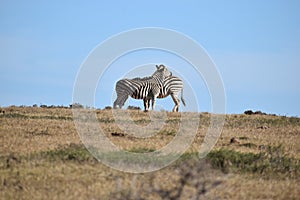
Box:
0, 106, 299, 199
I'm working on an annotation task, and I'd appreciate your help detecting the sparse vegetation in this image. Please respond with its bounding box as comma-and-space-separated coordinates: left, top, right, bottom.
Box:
0, 106, 299, 199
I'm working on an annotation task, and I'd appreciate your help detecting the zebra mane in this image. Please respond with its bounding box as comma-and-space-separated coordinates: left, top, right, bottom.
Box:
131, 76, 154, 81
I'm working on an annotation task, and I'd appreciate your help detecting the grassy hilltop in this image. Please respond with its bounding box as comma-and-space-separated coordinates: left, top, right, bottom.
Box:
0, 106, 299, 199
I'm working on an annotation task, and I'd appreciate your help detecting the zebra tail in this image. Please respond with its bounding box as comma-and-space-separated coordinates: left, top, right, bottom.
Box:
181, 88, 186, 106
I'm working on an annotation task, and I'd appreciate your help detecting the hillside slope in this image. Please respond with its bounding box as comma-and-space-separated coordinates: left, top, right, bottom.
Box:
0, 107, 299, 199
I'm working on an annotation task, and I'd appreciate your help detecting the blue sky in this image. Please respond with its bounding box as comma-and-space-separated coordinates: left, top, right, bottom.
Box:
1, 1, 300, 116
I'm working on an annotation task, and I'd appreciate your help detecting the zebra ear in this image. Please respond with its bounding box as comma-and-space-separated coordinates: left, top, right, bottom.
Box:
156, 65, 159, 69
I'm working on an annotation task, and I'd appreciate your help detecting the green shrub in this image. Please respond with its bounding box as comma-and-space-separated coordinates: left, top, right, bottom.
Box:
207, 146, 300, 178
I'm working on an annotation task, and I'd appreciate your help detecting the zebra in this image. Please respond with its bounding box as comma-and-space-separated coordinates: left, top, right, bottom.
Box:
144, 76, 186, 112
113, 64, 172, 111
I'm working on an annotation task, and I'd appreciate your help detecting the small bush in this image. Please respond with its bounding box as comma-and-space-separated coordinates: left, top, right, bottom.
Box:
244, 110, 277, 116
244, 110, 267, 115
240, 143, 257, 148
43, 143, 96, 163
127, 105, 141, 110
104, 106, 112, 110
207, 146, 299, 178
128, 148, 156, 153
244, 110, 254, 115
70, 103, 84, 109
207, 149, 260, 173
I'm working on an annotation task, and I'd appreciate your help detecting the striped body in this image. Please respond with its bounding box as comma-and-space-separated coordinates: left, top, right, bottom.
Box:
113, 65, 171, 111
145, 76, 186, 112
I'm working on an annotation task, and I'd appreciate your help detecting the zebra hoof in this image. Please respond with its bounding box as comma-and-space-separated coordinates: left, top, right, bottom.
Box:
144, 110, 149, 112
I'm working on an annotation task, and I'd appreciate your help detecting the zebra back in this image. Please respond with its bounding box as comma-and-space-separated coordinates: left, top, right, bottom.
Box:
114, 64, 172, 101
158, 76, 183, 98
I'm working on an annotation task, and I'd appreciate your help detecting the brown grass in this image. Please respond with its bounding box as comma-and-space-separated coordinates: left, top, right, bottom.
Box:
0, 106, 299, 199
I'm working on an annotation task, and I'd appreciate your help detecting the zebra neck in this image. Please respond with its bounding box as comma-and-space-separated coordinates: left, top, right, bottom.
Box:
152, 73, 164, 86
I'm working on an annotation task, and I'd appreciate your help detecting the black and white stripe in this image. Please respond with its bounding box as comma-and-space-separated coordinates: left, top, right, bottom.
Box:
113, 64, 172, 111
145, 76, 186, 112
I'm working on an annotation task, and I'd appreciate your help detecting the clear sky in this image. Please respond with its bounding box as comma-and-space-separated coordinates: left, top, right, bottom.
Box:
1, 1, 299, 116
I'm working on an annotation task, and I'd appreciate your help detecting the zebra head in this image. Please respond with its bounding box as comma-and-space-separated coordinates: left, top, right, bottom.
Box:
153, 64, 172, 84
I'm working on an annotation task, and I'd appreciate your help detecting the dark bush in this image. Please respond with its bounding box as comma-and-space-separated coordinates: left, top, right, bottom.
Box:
244, 110, 254, 115
244, 110, 268, 115
69, 103, 84, 109
127, 105, 141, 110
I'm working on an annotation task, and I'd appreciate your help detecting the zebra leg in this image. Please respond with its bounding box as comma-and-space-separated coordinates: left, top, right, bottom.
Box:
171, 94, 180, 112
113, 96, 121, 108
143, 98, 149, 112
114, 95, 128, 109
113, 99, 118, 108
147, 99, 151, 110
120, 95, 129, 108
151, 96, 158, 111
